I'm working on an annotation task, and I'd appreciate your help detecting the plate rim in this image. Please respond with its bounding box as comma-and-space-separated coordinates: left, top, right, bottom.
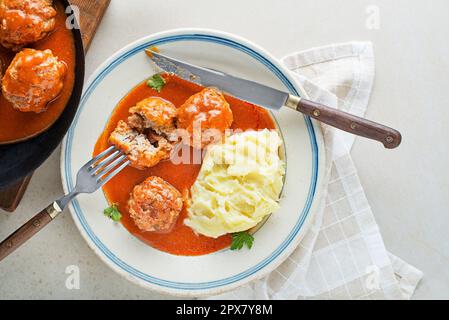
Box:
60, 28, 326, 297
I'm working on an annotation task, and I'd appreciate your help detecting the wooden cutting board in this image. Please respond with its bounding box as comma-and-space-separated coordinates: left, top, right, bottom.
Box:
0, 0, 111, 212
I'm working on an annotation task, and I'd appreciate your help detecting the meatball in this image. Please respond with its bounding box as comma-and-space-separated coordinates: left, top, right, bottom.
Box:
2, 48, 66, 113
128, 97, 177, 141
177, 87, 233, 149
128, 176, 183, 233
0, 0, 56, 50
108, 120, 136, 154
109, 120, 173, 170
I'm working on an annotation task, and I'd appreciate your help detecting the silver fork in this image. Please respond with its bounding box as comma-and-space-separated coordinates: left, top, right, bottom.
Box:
0, 146, 130, 262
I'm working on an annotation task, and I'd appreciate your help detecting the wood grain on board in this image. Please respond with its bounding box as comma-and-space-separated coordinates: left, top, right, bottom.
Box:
73, 0, 111, 50
0, 0, 111, 212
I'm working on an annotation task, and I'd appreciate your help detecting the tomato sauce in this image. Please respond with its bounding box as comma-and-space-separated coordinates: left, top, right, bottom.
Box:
0, 2, 76, 143
94, 74, 275, 256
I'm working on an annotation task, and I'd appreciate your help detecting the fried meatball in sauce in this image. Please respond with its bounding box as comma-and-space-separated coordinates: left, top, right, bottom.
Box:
177, 87, 233, 149
128, 176, 183, 233
128, 97, 177, 141
0, 0, 56, 50
2, 48, 66, 113
109, 120, 173, 170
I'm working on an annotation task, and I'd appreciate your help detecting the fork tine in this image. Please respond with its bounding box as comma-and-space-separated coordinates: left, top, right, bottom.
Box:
91, 149, 122, 175
97, 160, 131, 187
94, 154, 128, 180
81, 146, 116, 170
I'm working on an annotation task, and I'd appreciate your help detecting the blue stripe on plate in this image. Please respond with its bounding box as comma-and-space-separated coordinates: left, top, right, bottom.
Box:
64, 33, 319, 290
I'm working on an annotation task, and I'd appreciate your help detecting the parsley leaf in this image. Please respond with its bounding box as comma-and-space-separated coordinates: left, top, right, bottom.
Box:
104, 203, 122, 222
230, 231, 254, 250
147, 74, 165, 92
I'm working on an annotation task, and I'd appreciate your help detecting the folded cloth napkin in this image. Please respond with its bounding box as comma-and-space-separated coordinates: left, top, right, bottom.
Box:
210, 42, 423, 300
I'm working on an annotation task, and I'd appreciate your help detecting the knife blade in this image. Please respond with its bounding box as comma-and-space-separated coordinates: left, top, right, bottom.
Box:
147, 50, 289, 111
146, 49, 402, 149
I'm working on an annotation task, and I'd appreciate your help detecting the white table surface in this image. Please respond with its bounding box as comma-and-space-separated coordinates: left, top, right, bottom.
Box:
0, 0, 448, 299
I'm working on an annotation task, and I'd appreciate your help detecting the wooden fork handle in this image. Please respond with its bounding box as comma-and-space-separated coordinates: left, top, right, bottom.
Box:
289, 97, 402, 149
0, 203, 60, 262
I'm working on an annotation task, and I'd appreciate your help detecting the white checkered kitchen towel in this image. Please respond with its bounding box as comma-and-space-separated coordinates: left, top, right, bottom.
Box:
210, 42, 423, 300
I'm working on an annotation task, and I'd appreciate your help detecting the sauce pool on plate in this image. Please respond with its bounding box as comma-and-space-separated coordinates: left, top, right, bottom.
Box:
94, 74, 276, 256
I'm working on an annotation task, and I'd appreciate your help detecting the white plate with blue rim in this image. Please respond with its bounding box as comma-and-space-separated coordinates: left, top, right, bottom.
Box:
61, 28, 326, 297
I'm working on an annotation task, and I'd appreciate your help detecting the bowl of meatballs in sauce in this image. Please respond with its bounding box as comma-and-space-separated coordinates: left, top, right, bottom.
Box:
0, 0, 84, 188
62, 29, 325, 296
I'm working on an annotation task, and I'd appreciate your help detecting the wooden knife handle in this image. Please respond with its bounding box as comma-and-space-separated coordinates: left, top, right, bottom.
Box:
0, 204, 58, 262
294, 98, 402, 149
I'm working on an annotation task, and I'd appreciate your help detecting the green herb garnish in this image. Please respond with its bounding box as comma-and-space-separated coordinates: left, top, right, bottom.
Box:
104, 203, 122, 222
230, 231, 254, 250
147, 74, 165, 92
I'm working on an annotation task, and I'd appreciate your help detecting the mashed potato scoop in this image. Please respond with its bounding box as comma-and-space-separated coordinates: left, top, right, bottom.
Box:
185, 129, 285, 238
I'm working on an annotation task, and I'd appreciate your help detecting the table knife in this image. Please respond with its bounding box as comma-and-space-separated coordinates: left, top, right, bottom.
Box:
146, 50, 401, 149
